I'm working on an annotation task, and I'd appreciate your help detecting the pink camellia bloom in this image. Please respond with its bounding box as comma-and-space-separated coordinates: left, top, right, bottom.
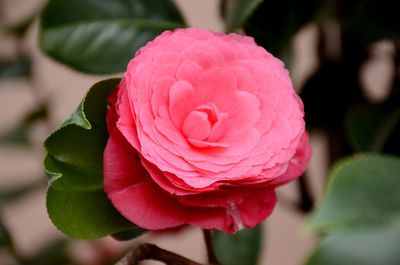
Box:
103, 27, 311, 233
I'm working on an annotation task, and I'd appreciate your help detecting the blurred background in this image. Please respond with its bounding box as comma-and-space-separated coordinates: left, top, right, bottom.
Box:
0, 0, 398, 264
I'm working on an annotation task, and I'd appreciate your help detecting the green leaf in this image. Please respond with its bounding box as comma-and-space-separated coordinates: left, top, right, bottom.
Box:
307, 154, 400, 233
0, 57, 30, 79
305, 217, 400, 265
44, 78, 136, 239
224, 0, 264, 33
213, 225, 262, 265
46, 188, 135, 239
345, 105, 400, 153
39, 0, 185, 74
305, 154, 400, 265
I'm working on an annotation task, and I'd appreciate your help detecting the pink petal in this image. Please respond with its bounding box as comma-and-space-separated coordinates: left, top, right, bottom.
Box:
116, 83, 141, 150
227, 66, 257, 93
153, 52, 178, 64
169, 80, 195, 128
103, 134, 246, 233
208, 112, 228, 142
154, 106, 188, 147
224, 91, 260, 138
183, 110, 211, 141
268, 132, 312, 186
178, 44, 221, 70
176, 60, 203, 85
195, 68, 237, 111
151, 76, 175, 117
237, 188, 277, 228
104, 136, 186, 229
188, 138, 230, 149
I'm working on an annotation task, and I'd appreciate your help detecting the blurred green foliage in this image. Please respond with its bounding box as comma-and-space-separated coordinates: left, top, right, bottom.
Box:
213, 225, 262, 265
306, 155, 400, 265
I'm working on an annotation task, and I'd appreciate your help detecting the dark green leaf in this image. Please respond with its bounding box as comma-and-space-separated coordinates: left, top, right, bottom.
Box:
0, 57, 30, 79
112, 227, 146, 241
44, 78, 136, 239
47, 187, 135, 239
223, 0, 264, 33
39, 0, 185, 74
308, 155, 400, 233
345, 105, 400, 152
213, 225, 262, 265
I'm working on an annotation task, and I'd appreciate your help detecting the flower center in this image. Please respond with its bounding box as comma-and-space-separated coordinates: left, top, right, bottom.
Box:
182, 103, 228, 147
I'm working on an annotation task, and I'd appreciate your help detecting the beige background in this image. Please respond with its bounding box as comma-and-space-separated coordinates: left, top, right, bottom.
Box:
0, 0, 341, 264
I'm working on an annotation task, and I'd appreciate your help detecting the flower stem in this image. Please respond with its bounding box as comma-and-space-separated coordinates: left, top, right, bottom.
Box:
202, 229, 221, 265
120, 243, 203, 265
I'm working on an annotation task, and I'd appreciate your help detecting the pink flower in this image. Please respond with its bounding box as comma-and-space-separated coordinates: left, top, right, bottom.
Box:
103, 28, 311, 233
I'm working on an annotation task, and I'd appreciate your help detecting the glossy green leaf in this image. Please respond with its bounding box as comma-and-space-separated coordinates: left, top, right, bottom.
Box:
46, 188, 135, 239
345, 105, 400, 153
44, 78, 136, 239
213, 225, 261, 265
308, 154, 400, 233
305, 217, 400, 265
39, 0, 185, 74
0, 57, 30, 79
224, 0, 264, 33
